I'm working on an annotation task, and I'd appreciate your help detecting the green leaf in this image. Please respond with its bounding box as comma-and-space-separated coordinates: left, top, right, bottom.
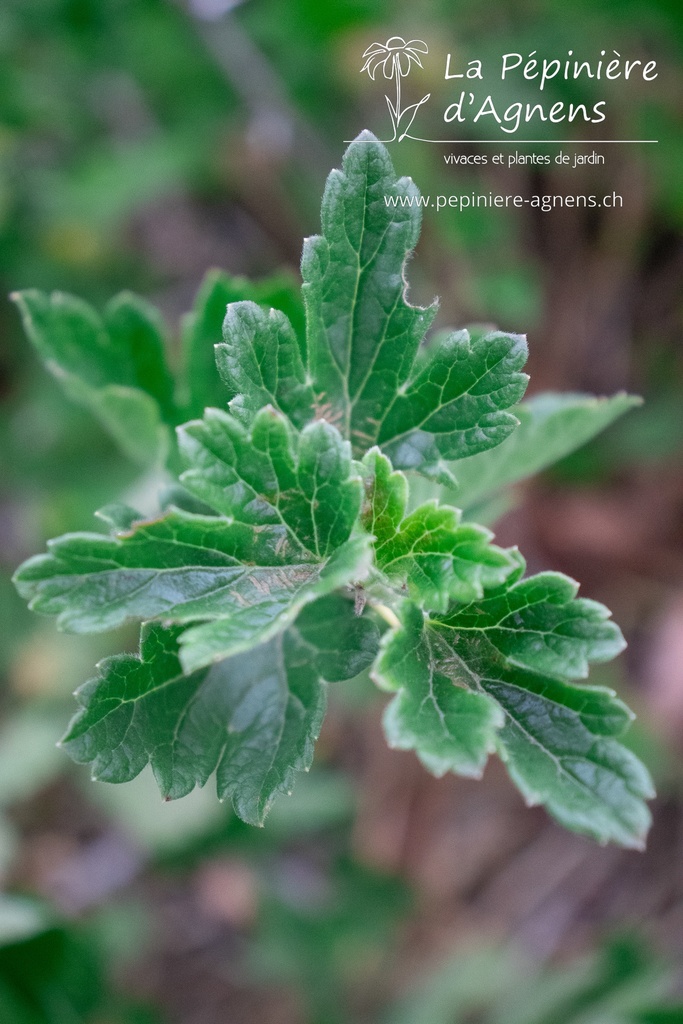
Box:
378, 603, 504, 778
181, 269, 306, 418
62, 597, 379, 825
179, 406, 362, 559
12, 289, 177, 466
14, 408, 370, 670
177, 534, 370, 672
361, 448, 515, 611
286, 594, 381, 683
448, 391, 642, 510
0, 897, 103, 1022
12, 275, 309, 469
377, 328, 529, 481
14, 509, 370, 672
440, 556, 626, 679
216, 301, 314, 428
375, 583, 653, 848
301, 132, 528, 478
105, 292, 177, 420
301, 131, 436, 447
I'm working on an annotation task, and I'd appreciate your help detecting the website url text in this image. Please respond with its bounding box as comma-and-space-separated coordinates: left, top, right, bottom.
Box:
385, 192, 623, 212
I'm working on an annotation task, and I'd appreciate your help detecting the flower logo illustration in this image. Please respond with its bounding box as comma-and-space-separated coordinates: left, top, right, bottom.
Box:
361, 37, 430, 141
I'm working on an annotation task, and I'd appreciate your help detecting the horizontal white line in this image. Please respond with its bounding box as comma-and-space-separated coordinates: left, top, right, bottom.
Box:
430, 140, 658, 144
345, 139, 659, 144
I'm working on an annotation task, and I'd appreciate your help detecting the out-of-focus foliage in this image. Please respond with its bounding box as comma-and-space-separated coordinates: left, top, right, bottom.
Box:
0, 0, 236, 294
385, 937, 683, 1024
250, 857, 410, 1024
0, 895, 160, 1023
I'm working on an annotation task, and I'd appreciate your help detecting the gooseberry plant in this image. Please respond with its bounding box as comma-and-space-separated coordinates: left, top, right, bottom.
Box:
12, 132, 653, 847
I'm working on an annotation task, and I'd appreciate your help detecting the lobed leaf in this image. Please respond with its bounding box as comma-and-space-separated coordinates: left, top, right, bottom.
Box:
378, 603, 503, 778
377, 327, 529, 482
13, 271, 308, 467
216, 301, 314, 428
181, 269, 306, 418
179, 406, 362, 559
62, 596, 379, 825
301, 131, 529, 480
14, 509, 371, 672
177, 534, 371, 672
11, 132, 652, 842
375, 584, 653, 849
302, 131, 436, 448
14, 401, 370, 670
439, 557, 626, 680
361, 448, 515, 611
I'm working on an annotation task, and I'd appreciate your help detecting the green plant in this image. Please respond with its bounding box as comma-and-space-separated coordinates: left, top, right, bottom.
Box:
384, 935, 683, 1024
0, 895, 159, 1023
11, 132, 653, 848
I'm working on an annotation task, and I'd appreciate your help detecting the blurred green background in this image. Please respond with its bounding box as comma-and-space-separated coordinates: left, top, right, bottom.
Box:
0, 1, 682, 1021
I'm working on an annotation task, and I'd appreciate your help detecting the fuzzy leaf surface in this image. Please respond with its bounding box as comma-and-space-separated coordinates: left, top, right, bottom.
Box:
377, 603, 504, 778
361, 448, 514, 611
181, 269, 305, 418
14, 411, 370, 671
440, 558, 626, 680
62, 597, 379, 824
179, 407, 362, 559
215, 302, 314, 429
375, 587, 653, 848
301, 132, 528, 479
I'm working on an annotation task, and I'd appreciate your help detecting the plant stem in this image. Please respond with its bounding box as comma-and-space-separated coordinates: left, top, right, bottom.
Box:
395, 63, 401, 122
373, 602, 401, 629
